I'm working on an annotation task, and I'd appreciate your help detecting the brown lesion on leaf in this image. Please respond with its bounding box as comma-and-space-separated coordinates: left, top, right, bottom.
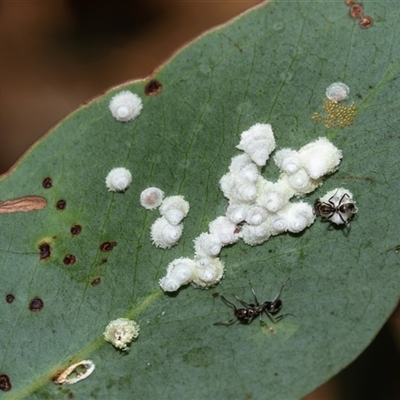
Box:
311, 99, 356, 128
0, 195, 47, 214
345, 0, 373, 29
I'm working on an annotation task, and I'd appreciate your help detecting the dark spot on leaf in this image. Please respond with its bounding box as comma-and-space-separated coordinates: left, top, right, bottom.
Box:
212, 292, 219, 298
56, 200, 66, 210
100, 242, 117, 252
349, 3, 363, 18
101, 258, 107, 264
144, 79, 162, 96
29, 297, 44, 312
39, 243, 51, 260
63, 255, 76, 265
42, 177, 52, 189
5, 294, 15, 303
70, 224, 82, 236
359, 15, 373, 28
91, 278, 101, 286
0, 374, 11, 391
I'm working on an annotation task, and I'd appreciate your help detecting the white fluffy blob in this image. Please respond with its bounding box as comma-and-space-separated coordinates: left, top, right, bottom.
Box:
257, 190, 288, 213
229, 154, 260, 182
239, 222, 271, 246
159, 195, 190, 225
209, 216, 240, 245
140, 187, 164, 210
245, 205, 267, 225
150, 216, 183, 249
274, 148, 302, 175
105, 167, 132, 192
279, 202, 315, 233
225, 202, 248, 224
194, 233, 223, 257
159, 276, 180, 292
166, 258, 196, 285
299, 137, 342, 180
109, 90, 143, 122
286, 169, 320, 195
236, 123, 276, 166
192, 257, 224, 288
325, 82, 350, 102
103, 318, 140, 351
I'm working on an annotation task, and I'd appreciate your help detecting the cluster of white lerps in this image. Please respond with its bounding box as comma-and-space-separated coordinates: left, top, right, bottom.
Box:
140, 189, 189, 249
158, 123, 342, 292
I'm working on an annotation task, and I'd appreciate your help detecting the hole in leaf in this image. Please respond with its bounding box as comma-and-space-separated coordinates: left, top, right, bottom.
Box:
29, 297, 44, 312
144, 79, 163, 96
56, 200, 66, 210
100, 242, 117, 252
5, 294, 15, 303
0, 375, 11, 392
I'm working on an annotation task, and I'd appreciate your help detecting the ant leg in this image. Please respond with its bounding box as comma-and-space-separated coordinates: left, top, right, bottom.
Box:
248, 282, 260, 307
220, 295, 237, 310
272, 279, 290, 302
233, 294, 253, 309
213, 318, 237, 326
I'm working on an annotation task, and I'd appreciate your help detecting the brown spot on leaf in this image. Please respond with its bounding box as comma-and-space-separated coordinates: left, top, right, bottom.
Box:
5, 294, 15, 303
144, 79, 163, 96
42, 177, 52, 189
70, 224, 82, 236
91, 278, 101, 286
63, 255, 76, 265
359, 15, 373, 28
39, 243, 51, 260
349, 3, 363, 18
100, 242, 117, 252
0, 374, 11, 391
0, 196, 47, 214
212, 292, 219, 298
56, 200, 66, 210
29, 297, 44, 312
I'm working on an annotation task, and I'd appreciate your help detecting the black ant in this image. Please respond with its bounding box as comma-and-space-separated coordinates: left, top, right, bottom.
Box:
213, 280, 290, 327
314, 191, 357, 225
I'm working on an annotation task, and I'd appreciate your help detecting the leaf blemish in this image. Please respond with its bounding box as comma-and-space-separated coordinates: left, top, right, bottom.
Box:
0, 374, 12, 392
70, 224, 82, 236
63, 254, 76, 266
29, 297, 44, 312
144, 79, 163, 96
0, 196, 47, 214
5, 294, 15, 303
56, 200, 66, 210
39, 243, 51, 260
91, 277, 101, 286
100, 242, 117, 252
42, 177, 52, 189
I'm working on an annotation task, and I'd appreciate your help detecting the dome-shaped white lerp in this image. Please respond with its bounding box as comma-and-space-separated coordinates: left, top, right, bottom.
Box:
150, 216, 183, 249
105, 167, 132, 192
159, 195, 189, 225
109, 90, 143, 122
236, 123, 276, 166
140, 187, 164, 210
325, 82, 350, 102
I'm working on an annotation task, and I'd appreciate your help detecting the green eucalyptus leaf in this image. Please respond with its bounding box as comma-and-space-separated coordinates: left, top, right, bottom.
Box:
1, 1, 399, 399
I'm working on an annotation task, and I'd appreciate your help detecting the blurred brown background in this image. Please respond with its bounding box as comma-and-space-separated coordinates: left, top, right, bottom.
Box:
1, 2, 399, 399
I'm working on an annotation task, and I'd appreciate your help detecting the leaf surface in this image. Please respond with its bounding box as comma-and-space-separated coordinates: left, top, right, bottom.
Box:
1, 1, 400, 399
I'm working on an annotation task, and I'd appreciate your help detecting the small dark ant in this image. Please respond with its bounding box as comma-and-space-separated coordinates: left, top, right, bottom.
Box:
214, 280, 290, 327
314, 191, 357, 225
